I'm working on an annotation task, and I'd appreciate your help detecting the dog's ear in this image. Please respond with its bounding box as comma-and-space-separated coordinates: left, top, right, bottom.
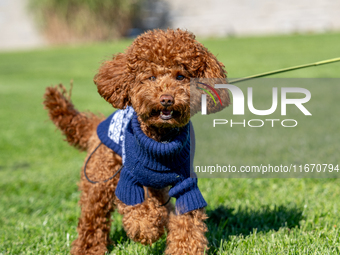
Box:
94, 53, 132, 109
193, 45, 230, 114
197, 46, 226, 80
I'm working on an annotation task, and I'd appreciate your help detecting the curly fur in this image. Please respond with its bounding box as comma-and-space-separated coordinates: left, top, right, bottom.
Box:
44, 29, 230, 254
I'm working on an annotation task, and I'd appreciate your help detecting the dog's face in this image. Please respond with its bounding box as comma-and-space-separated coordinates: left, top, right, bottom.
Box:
94, 29, 230, 129
130, 64, 191, 128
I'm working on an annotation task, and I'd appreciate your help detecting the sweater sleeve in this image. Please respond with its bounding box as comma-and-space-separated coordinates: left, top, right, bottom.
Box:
115, 167, 144, 205
168, 177, 207, 214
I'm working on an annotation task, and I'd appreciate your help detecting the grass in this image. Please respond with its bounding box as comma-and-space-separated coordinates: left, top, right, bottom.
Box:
1, 32, 340, 254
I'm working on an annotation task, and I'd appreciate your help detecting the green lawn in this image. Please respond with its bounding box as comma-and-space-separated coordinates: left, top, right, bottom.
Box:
1, 32, 340, 254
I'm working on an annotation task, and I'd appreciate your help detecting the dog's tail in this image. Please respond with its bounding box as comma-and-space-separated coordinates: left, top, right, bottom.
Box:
43, 84, 102, 151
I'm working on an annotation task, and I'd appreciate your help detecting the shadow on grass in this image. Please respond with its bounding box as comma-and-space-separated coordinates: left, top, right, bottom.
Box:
107, 205, 303, 254
206, 204, 304, 254
107, 227, 167, 254
149, 237, 167, 255
107, 227, 129, 252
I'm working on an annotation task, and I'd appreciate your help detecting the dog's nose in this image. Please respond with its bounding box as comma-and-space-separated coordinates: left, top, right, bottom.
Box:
160, 94, 174, 107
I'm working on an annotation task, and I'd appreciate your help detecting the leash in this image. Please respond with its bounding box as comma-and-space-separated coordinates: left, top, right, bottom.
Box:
159, 197, 171, 207
145, 186, 172, 207
84, 142, 123, 184
229, 57, 340, 84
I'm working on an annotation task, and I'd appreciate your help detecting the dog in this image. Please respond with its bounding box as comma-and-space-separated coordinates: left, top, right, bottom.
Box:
44, 28, 230, 255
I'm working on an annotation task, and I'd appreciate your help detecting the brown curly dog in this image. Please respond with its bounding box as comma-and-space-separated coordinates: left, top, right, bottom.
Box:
44, 29, 230, 255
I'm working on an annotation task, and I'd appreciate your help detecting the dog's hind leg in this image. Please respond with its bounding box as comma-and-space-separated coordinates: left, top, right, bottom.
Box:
71, 141, 121, 255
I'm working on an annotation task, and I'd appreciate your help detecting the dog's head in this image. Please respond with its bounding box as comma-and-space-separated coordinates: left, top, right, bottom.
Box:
94, 29, 230, 129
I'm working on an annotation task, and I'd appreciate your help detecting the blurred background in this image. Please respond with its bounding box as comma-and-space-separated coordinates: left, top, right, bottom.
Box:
1, 0, 340, 50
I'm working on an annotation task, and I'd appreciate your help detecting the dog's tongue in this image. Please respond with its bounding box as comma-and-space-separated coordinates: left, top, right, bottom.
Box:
162, 109, 171, 115
160, 109, 173, 120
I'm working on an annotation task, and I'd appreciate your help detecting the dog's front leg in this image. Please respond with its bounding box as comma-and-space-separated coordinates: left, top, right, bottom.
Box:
165, 208, 208, 255
115, 191, 169, 245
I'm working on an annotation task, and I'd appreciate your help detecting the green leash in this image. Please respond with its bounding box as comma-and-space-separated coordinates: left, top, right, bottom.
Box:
229, 57, 340, 84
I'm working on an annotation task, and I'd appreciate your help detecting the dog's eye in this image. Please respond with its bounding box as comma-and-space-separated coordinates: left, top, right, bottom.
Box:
149, 76, 156, 81
176, 75, 185, 81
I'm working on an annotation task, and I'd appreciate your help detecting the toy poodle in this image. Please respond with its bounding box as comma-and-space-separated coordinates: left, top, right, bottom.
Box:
43, 28, 230, 255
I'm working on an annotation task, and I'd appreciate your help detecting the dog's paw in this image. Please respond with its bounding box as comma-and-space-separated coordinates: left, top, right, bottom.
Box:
71, 237, 108, 255
121, 197, 168, 245
165, 209, 208, 255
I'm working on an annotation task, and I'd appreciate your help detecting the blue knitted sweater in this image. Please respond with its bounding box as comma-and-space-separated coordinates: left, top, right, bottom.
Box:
97, 107, 207, 214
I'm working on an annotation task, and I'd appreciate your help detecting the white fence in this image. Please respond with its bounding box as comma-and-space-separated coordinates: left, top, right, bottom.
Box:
1, 0, 340, 50
165, 0, 340, 37
0, 0, 45, 50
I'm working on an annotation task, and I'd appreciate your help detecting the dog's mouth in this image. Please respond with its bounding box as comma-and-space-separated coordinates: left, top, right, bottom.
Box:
151, 109, 180, 121
160, 109, 173, 120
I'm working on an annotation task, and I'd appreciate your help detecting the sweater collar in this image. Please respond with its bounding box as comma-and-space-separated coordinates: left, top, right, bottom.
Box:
125, 113, 191, 171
